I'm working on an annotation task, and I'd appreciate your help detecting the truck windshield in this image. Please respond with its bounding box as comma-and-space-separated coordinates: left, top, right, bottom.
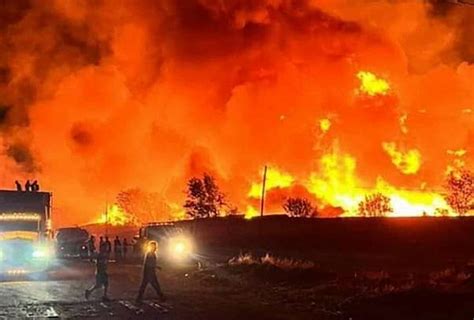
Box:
56, 228, 88, 242
146, 226, 180, 240
0, 220, 39, 232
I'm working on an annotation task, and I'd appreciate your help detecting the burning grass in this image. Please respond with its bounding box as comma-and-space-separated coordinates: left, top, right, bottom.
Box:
186, 250, 474, 319
229, 253, 315, 270
429, 267, 471, 287
227, 253, 335, 284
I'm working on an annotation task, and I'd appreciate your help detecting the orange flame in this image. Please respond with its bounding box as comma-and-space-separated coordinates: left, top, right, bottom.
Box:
94, 204, 133, 226
306, 150, 454, 217
357, 71, 390, 96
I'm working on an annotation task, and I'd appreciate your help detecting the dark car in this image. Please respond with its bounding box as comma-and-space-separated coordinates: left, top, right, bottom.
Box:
55, 227, 89, 258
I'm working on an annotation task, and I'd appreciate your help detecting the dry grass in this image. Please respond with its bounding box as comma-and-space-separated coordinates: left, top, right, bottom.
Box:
429, 267, 470, 286
354, 270, 390, 281
261, 254, 316, 270
227, 252, 332, 285
228, 253, 315, 270
228, 252, 257, 265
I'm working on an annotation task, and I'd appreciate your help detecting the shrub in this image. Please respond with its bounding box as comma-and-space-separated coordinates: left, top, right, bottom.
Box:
358, 193, 393, 217
282, 197, 318, 217
444, 170, 474, 216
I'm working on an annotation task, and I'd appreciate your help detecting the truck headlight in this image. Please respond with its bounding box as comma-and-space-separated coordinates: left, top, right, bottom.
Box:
33, 246, 53, 259
168, 237, 193, 260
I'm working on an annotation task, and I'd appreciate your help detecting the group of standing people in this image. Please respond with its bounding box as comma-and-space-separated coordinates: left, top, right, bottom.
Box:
85, 235, 165, 303
87, 235, 130, 260
15, 180, 40, 192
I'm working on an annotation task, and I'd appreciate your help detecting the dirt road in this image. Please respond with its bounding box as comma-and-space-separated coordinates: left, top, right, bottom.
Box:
2, 251, 474, 319
0, 259, 318, 319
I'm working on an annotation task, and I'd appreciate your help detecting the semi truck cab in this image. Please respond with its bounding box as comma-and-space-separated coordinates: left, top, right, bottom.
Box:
0, 190, 54, 275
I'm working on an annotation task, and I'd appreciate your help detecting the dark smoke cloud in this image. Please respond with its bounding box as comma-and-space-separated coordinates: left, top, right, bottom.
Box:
0, 0, 31, 29
70, 122, 94, 148
427, 0, 474, 64
6, 142, 37, 173
0, 105, 10, 125
0, 0, 113, 168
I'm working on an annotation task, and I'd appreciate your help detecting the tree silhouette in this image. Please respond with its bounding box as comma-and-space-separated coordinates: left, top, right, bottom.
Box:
358, 193, 393, 217
444, 170, 474, 216
184, 173, 228, 219
282, 197, 317, 217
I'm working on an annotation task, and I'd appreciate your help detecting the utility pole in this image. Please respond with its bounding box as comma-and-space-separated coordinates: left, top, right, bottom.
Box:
260, 165, 268, 218
104, 201, 108, 237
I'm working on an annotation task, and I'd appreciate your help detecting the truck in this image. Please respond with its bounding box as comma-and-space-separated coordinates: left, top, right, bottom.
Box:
135, 222, 195, 263
0, 190, 54, 276
55, 227, 89, 258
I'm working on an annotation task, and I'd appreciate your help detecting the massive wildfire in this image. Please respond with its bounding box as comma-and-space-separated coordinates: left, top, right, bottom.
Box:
0, 0, 472, 225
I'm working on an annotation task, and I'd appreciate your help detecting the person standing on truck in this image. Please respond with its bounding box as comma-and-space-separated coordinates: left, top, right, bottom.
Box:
136, 241, 165, 303
113, 236, 121, 260
31, 180, 39, 192
85, 243, 110, 302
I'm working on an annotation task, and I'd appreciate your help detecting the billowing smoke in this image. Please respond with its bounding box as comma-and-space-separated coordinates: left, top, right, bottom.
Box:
0, 0, 472, 225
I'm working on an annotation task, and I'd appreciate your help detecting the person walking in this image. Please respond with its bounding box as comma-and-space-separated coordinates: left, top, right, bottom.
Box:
85, 243, 110, 302
136, 241, 165, 303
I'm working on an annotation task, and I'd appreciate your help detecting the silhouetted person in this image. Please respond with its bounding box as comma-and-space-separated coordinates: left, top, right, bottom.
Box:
31, 180, 39, 192
123, 238, 129, 259
136, 241, 165, 303
88, 235, 96, 258
105, 236, 112, 255
25, 180, 31, 192
113, 236, 121, 259
85, 243, 110, 301
99, 236, 104, 250
15, 181, 22, 191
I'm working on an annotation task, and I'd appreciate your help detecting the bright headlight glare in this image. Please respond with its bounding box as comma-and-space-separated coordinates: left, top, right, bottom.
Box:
174, 242, 186, 254
168, 237, 192, 259
33, 246, 53, 259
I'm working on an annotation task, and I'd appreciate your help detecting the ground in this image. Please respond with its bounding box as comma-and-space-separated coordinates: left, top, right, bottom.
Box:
2, 249, 474, 319
0, 256, 317, 319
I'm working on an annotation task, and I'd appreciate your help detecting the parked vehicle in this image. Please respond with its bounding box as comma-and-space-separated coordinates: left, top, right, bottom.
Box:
136, 222, 195, 264
0, 190, 54, 275
55, 227, 89, 258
